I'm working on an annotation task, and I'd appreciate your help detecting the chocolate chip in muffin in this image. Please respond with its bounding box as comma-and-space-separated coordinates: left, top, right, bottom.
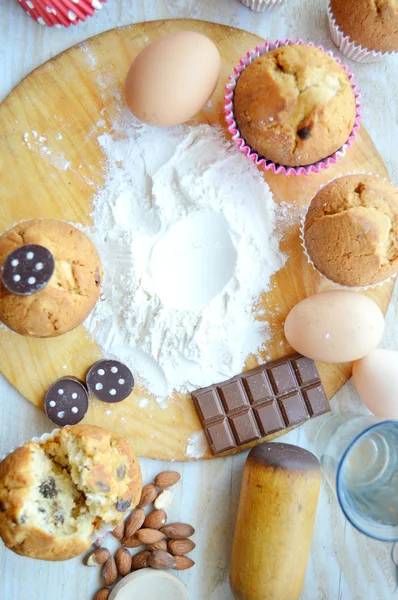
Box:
0, 501, 6, 512
116, 499, 132, 513
97, 481, 111, 493
297, 127, 312, 140
54, 508, 64, 525
39, 477, 58, 499
117, 465, 127, 480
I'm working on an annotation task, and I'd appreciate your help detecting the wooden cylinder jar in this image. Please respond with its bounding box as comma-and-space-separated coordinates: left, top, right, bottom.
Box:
230, 442, 321, 600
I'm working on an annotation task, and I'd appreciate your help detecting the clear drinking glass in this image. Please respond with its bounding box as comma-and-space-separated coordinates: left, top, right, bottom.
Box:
315, 414, 398, 541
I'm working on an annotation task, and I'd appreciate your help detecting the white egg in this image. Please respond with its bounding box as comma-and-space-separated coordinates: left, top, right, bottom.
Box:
353, 349, 398, 417
284, 290, 384, 363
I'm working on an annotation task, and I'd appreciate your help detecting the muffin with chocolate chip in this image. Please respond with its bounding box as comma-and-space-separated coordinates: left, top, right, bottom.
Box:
0, 219, 102, 338
0, 425, 142, 560
330, 0, 398, 54
234, 44, 357, 167
304, 175, 398, 287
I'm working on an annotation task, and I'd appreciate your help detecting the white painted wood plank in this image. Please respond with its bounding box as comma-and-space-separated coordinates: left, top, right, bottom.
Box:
1, 0, 398, 598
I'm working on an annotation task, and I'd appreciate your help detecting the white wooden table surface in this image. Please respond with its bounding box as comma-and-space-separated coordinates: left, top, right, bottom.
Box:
1, 0, 398, 598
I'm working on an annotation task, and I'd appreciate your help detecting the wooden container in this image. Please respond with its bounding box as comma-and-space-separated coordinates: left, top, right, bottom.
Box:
230, 442, 321, 600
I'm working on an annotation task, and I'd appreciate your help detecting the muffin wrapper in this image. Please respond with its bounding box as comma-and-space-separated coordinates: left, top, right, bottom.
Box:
0, 429, 127, 544
327, 1, 397, 63
224, 39, 362, 176
19, 0, 107, 28
300, 172, 398, 290
238, 0, 286, 12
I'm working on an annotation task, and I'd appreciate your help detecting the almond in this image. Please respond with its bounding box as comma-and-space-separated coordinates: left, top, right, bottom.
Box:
111, 520, 125, 540
84, 547, 110, 566
101, 556, 118, 586
160, 523, 195, 539
121, 534, 142, 548
94, 589, 111, 600
138, 483, 157, 508
154, 489, 174, 509
136, 528, 165, 544
143, 509, 167, 530
154, 471, 181, 489
168, 538, 196, 555
173, 555, 195, 570
131, 549, 151, 571
146, 539, 168, 551
147, 550, 176, 570
115, 547, 132, 577
124, 508, 145, 539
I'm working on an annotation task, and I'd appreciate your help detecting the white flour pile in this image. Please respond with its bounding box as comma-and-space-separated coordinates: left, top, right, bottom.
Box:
85, 116, 285, 403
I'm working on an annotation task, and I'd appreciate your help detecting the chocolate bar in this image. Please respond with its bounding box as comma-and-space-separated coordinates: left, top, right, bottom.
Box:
191, 354, 329, 455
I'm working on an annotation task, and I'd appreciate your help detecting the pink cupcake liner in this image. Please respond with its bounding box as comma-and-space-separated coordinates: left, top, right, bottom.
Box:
238, 0, 286, 12
300, 172, 398, 290
17, 0, 107, 28
327, 1, 397, 63
224, 39, 362, 176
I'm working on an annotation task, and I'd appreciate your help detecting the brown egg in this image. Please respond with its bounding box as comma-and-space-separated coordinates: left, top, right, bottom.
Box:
125, 31, 221, 127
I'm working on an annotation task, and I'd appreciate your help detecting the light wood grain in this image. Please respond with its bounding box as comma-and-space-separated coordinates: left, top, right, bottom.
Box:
0, 18, 395, 462
1, 2, 398, 599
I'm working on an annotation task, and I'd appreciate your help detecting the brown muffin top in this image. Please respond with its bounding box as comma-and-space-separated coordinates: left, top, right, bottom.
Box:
234, 45, 356, 167
304, 175, 398, 287
0, 219, 102, 337
330, 0, 398, 53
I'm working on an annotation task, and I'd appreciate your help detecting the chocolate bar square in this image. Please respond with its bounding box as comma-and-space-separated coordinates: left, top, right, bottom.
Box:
229, 409, 260, 445
302, 384, 329, 416
279, 392, 310, 427
254, 401, 285, 436
206, 419, 236, 454
243, 370, 273, 405
219, 380, 249, 414
267, 361, 296, 395
291, 355, 320, 385
194, 389, 224, 423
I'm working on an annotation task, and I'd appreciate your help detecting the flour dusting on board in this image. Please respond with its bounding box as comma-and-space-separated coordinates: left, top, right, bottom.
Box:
85, 113, 286, 404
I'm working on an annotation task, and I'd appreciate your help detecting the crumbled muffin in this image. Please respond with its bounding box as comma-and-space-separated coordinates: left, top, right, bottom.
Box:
304, 175, 398, 287
0, 425, 142, 560
234, 45, 356, 167
0, 219, 102, 338
330, 0, 398, 54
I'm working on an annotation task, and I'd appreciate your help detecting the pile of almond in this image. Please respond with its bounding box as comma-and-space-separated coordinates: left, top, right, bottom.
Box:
84, 471, 195, 600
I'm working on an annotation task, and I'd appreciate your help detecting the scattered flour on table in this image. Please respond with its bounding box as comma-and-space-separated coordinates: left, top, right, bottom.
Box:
84, 114, 286, 404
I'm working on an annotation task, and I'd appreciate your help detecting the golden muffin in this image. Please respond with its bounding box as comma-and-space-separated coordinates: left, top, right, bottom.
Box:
330, 0, 398, 54
304, 175, 398, 287
0, 425, 142, 560
234, 44, 357, 167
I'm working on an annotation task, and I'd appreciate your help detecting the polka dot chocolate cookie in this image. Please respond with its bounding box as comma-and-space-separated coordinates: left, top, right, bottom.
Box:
86, 360, 134, 403
1, 245, 54, 296
45, 378, 89, 426
16, 0, 107, 29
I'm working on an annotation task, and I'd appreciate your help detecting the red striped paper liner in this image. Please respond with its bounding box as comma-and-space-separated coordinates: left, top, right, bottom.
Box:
17, 0, 107, 28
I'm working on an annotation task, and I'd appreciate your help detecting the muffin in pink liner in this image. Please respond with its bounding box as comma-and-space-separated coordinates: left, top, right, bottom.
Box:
300, 173, 398, 290
224, 39, 362, 176
17, 0, 107, 28
327, 0, 398, 64
0, 425, 141, 560
238, 0, 286, 12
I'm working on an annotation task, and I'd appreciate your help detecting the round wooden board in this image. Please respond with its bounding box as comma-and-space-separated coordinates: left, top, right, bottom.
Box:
0, 19, 394, 461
